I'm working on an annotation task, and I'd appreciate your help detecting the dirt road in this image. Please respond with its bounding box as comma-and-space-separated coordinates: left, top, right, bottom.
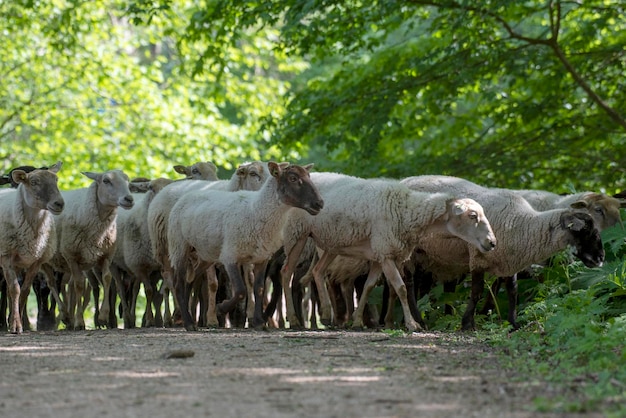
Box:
0, 328, 601, 418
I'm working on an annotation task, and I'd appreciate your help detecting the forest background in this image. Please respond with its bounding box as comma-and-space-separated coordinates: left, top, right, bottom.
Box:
2, 1, 626, 415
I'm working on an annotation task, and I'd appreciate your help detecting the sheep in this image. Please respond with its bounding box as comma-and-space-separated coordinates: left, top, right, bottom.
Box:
513, 189, 625, 231
167, 162, 324, 331
173, 161, 219, 181
49, 169, 134, 330
110, 177, 174, 328
147, 161, 270, 327
1, 164, 52, 330
280, 172, 497, 332
400, 175, 605, 330
479, 188, 625, 319
0, 162, 64, 334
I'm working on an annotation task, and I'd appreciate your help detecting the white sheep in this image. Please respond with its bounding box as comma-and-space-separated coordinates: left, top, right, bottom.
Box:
147, 161, 270, 327
280, 172, 497, 332
111, 177, 174, 328
401, 175, 605, 330
513, 189, 624, 231
167, 162, 324, 331
0, 162, 64, 334
173, 161, 219, 181
49, 169, 134, 330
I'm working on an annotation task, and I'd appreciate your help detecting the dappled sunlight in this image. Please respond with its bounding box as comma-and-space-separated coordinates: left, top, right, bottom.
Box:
431, 375, 481, 383
283, 375, 381, 384
105, 370, 180, 379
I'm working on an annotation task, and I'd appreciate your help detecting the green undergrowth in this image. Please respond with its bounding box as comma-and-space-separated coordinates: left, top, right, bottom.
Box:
472, 222, 626, 416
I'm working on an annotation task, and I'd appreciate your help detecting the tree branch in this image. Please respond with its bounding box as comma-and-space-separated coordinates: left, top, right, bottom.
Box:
406, 0, 626, 131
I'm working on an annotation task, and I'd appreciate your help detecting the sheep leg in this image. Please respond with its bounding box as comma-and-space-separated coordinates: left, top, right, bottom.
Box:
243, 264, 256, 324
173, 269, 196, 331
251, 262, 269, 329
504, 275, 519, 330
68, 265, 86, 330
97, 263, 114, 328
150, 272, 164, 327
204, 264, 219, 328
352, 263, 383, 330
218, 263, 247, 320
381, 259, 422, 332
310, 251, 335, 327
0, 279, 7, 331
384, 286, 397, 328
461, 271, 485, 331
131, 278, 146, 327
341, 280, 354, 326
3, 267, 23, 334
281, 237, 309, 329
40, 264, 68, 327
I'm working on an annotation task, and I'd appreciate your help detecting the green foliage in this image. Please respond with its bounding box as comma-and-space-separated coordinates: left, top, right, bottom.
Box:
0, 0, 303, 189
480, 221, 626, 413
157, 0, 626, 190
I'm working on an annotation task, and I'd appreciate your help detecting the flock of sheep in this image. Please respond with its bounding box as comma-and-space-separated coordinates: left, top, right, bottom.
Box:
0, 159, 622, 334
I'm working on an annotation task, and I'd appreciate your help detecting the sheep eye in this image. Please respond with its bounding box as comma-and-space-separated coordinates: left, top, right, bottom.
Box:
103, 178, 112, 185
30, 179, 40, 186
288, 174, 299, 183
250, 172, 259, 178
468, 212, 478, 220
192, 168, 200, 174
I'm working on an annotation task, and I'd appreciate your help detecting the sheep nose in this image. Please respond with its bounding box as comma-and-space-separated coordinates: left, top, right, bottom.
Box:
54, 200, 65, 211
313, 199, 324, 211
120, 195, 134, 208
489, 240, 496, 249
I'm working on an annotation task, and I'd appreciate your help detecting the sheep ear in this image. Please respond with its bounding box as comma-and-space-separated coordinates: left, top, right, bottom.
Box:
570, 200, 588, 210
129, 181, 150, 193
236, 166, 247, 176
302, 163, 314, 172
82, 171, 101, 182
48, 161, 62, 174
268, 162, 281, 178
11, 170, 28, 185
172, 165, 186, 175
453, 201, 468, 216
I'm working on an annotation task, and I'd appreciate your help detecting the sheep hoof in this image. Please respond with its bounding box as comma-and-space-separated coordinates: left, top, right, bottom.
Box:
320, 317, 332, 327
250, 320, 266, 331
184, 323, 198, 332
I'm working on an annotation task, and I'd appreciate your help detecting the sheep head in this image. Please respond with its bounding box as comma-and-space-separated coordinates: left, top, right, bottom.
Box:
569, 193, 623, 231
270, 161, 324, 216
561, 211, 604, 268
234, 161, 269, 191
12, 161, 64, 215
83, 169, 134, 210
173, 161, 218, 181
445, 197, 496, 253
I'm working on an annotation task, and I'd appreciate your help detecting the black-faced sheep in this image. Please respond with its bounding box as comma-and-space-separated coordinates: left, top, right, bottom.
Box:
401, 175, 605, 330
0, 162, 64, 334
280, 172, 497, 332
167, 162, 324, 331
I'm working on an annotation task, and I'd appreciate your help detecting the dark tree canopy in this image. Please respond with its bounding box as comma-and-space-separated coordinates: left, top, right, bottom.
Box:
2, 0, 625, 193
134, 0, 626, 192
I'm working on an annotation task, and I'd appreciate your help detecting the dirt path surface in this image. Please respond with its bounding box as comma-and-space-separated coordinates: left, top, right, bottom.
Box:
0, 328, 602, 418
